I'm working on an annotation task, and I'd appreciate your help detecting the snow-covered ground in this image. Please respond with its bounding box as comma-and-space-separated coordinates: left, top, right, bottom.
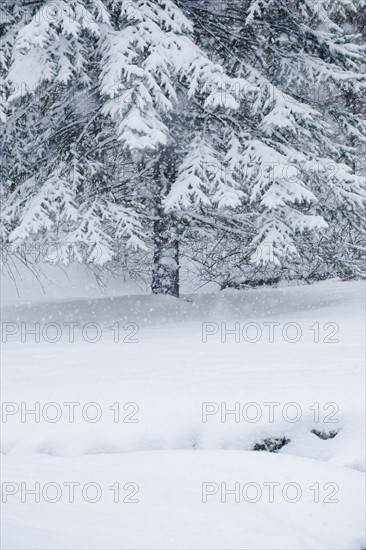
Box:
1, 280, 365, 549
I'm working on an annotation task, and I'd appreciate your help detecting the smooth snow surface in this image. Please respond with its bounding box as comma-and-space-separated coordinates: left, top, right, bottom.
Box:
1, 280, 365, 549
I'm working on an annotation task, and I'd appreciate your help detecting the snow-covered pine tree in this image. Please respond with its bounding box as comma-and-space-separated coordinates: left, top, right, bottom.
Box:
1, 0, 247, 296
178, 0, 366, 286
98, 0, 250, 296
3, 0, 364, 293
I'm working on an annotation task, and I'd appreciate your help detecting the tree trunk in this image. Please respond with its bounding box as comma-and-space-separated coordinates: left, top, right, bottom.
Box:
151, 146, 180, 298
